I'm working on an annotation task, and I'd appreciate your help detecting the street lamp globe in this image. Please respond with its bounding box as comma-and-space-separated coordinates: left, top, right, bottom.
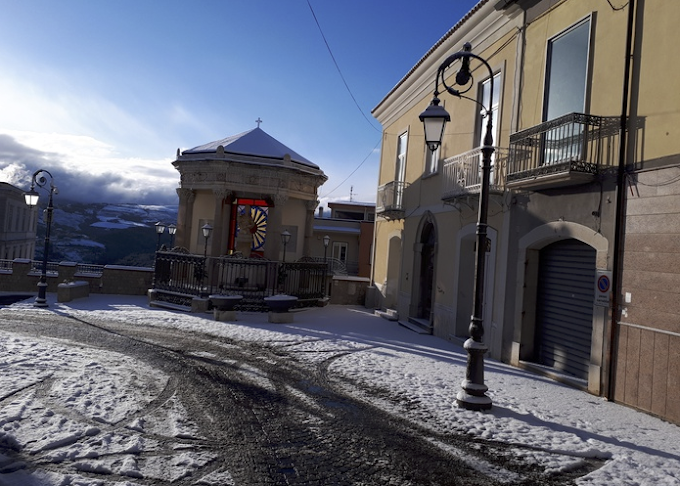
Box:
419, 97, 450, 152
24, 189, 40, 207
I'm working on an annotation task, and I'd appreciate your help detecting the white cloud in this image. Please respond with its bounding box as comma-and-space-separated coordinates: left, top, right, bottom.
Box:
0, 130, 178, 204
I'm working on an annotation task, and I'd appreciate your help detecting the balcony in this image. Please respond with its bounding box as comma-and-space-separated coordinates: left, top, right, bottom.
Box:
508, 113, 621, 190
376, 180, 408, 220
441, 147, 508, 202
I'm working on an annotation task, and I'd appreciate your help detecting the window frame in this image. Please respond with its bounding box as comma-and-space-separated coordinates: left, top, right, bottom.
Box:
542, 16, 593, 122
332, 241, 348, 263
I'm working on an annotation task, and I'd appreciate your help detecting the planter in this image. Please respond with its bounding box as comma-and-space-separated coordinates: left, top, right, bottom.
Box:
209, 294, 243, 322
263, 295, 298, 313
209, 294, 243, 311
264, 295, 298, 323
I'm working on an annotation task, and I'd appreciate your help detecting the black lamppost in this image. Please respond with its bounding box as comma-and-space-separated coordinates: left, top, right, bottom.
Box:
277, 230, 292, 291
419, 42, 494, 411
323, 235, 330, 264
281, 230, 291, 263
323, 235, 330, 296
168, 223, 177, 248
23, 169, 57, 308
202, 224, 213, 257
198, 224, 213, 296
155, 222, 166, 250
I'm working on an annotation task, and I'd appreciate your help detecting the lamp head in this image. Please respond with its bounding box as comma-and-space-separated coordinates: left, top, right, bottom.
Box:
155, 222, 166, 235
167, 224, 177, 235
323, 235, 330, 248
281, 230, 291, 245
201, 223, 213, 238
419, 97, 450, 152
24, 189, 40, 207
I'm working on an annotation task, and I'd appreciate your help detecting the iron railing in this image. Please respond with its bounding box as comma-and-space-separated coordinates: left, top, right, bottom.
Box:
297, 256, 351, 275
441, 146, 508, 201
376, 180, 409, 218
152, 251, 327, 311
508, 112, 620, 184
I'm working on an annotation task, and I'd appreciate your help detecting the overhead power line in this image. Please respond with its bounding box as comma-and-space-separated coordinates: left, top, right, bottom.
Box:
306, 0, 381, 133
320, 137, 381, 199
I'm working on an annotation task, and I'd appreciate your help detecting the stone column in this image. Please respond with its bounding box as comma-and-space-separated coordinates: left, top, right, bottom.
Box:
175, 188, 195, 250
264, 193, 288, 260
303, 199, 318, 257
211, 189, 233, 256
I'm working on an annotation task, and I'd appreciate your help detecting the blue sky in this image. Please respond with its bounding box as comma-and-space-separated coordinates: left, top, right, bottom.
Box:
0, 1, 479, 206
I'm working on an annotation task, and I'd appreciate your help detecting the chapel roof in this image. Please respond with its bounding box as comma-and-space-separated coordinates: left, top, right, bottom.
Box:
181, 127, 319, 169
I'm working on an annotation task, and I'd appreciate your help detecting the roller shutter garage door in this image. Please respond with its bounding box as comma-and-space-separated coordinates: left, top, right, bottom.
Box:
535, 239, 596, 380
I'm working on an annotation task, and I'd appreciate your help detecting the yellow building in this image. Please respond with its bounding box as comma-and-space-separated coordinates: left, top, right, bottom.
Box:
371, 0, 680, 424
0, 182, 37, 260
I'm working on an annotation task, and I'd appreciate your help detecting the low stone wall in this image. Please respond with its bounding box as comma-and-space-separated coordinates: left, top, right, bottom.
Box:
329, 276, 370, 306
0, 259, 153, 297
58, 280, 90, 302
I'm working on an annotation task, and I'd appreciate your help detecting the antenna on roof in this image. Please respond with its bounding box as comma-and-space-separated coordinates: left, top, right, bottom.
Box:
255, 117, 263, 128
350, 185, 354, 202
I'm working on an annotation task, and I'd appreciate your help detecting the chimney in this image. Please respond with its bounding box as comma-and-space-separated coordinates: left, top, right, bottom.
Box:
318, 206, 324, 218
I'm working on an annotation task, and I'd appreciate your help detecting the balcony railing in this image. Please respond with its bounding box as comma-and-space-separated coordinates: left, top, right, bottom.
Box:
441, 147, 508, 201
376, 180, 409, 220
508, 112, 620, 189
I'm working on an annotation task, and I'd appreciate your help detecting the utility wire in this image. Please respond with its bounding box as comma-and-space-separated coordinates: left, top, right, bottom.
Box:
306, 0, 381, 133
320, 137, 382, 199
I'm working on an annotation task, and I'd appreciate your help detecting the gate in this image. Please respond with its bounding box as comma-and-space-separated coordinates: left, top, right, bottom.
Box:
535, 239, 596, 380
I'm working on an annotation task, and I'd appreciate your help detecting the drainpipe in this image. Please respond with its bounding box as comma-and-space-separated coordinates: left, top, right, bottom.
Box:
607, 0, 636, 399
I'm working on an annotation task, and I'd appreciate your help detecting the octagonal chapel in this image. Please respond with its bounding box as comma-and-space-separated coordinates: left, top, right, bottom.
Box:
173, 126, 327, 261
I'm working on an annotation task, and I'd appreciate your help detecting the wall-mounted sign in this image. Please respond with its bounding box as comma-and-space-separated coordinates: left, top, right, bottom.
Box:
595, 270, 612, 307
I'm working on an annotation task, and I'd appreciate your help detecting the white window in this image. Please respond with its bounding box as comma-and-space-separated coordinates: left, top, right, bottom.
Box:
542, 18, 591, 165
332, 242, 348, 263
544, 18, 591, 121
395, 132, 407, 182
478, 73, 501, 149
394, 132, 407, 206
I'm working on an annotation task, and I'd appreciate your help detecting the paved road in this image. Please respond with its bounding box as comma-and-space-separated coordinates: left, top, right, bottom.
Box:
0, 310, 601, 485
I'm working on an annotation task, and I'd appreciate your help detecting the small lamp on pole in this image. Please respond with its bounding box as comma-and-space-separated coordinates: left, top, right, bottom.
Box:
323, 235, 331, 296
202, 223, 213, 257
323, 235, 330, 262
167, 224, 177, 248
155, 222, 166, 250
281, 230, 291, 263
23, 169, 57, 308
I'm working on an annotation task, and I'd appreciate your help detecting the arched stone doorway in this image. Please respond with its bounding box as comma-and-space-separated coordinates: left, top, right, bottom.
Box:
535, 239, 596, 380
415, 219, 436, 320
384, 234, 402, 309
511, 221, 609, 393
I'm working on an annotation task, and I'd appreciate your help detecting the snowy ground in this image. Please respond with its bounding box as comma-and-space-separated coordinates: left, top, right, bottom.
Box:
1, 294, 679, 485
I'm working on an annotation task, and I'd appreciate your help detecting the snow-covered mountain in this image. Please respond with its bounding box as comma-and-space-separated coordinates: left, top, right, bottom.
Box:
37, 201, 179, 265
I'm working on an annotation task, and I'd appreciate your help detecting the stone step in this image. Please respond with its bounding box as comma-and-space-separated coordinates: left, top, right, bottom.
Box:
149, 300, 192, 312
400, 317, 433, 335
375, 308, 399, 321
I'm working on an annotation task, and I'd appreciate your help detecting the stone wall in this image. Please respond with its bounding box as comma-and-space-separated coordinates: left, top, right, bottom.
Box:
0, 259, 153, 296
329, 276, 370, 306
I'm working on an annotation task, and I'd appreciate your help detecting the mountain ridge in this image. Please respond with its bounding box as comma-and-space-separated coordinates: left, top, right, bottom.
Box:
34, 200, 179, 267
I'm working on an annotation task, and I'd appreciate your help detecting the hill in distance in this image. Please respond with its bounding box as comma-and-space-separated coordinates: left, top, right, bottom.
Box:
35, 200, 179, 267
